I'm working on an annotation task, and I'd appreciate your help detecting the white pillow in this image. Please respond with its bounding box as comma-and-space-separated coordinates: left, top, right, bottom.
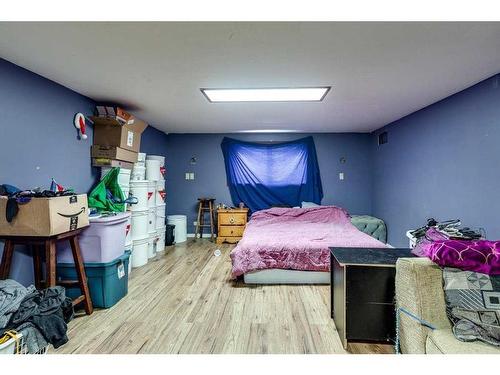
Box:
301, 201, 320, 208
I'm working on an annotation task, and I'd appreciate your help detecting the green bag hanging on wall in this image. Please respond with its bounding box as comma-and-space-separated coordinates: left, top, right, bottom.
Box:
88, 167, 125, 212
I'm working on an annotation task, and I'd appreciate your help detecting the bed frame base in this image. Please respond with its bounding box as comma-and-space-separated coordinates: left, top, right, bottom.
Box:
243, 269, 330, 284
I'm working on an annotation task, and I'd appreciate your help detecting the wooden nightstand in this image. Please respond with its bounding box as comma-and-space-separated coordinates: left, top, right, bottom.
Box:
216, 208, 249, 244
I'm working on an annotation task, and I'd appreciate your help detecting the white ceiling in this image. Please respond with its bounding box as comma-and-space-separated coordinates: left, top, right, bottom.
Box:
1, 22, 500, 133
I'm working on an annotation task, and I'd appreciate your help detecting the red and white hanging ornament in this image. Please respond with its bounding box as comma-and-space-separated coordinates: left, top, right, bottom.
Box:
74, 113, 88, 140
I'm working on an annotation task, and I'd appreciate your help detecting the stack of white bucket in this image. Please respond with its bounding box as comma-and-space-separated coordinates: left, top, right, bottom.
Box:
147, 155, 166, 258
128, 154, 166, 269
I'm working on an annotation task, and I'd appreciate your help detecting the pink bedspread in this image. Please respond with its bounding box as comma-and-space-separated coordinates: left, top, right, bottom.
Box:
230, 206, 388, 278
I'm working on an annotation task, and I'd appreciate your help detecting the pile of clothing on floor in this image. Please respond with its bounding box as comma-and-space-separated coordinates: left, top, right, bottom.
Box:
0, 279, 74, 353
410, 218, 500, 347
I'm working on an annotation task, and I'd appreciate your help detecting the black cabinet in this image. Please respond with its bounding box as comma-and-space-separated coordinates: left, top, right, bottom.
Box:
330, 247, 413, 349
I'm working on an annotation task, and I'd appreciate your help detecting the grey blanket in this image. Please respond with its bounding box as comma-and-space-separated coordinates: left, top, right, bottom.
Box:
443, 267, 500, 346
0, 279, 35, 328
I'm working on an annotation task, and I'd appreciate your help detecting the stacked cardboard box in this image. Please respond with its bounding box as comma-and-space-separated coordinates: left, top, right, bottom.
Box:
91, 106, 148, 169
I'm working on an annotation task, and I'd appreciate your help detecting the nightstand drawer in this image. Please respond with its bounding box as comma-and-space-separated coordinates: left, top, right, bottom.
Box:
218, 225, 245, 237
218, 212, 247, 225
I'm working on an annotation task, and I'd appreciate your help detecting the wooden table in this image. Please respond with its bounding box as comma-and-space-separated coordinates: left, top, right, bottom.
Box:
330, 247, 413, 349
0, 228, 93, 315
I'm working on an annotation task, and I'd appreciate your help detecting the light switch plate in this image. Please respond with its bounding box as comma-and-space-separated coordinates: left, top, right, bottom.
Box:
189, 172, 195, 180
185, 172, 190, 180
339, 172, 344, 180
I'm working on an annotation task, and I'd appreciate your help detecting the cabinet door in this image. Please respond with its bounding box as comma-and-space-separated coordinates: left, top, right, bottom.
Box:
346, 303, 396, 343
346, 266, 395, 304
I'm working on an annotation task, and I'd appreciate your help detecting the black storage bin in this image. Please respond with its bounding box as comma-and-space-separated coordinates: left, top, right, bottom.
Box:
166, 224, 175, 246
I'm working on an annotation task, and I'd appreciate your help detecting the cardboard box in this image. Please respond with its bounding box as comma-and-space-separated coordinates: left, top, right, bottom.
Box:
91, 109, 148, 153
0, 194, 89, 237
92, 158, 134, 169
95, 106, 133, 124
91, 145, 138, 163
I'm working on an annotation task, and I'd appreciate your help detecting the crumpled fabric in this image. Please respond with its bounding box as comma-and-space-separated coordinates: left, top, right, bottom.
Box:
0, 279, 35, 328
1, 284, 74, 351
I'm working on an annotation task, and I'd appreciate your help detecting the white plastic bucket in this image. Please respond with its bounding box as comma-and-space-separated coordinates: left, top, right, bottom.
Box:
125, 243, 133, 275
138, 152, 147, 163
131, 209, 148, 240
130, 180, 148, 211
156, 179, 165, 190
156, 204, 166, 229
147, 181, 156, 208
148, 232, 158, 259
147, 155, 165, 179
120, 184, 130, 212
146, 155, 165, 166
167, 215, 187, 243
156, 180, 166, 205
156, 226, 166, 253
145, 159, 161, 181
125, 214, 133, 246
148, 208, 157, 233
101, 167, 132, 187
131, 165, 146, 181
132, 236, 148, 268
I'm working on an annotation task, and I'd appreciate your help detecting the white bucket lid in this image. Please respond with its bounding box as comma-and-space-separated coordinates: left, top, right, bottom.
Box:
133, 236, 149, 245
146, 155, 165, 161
130, 179, 149, 187
131, 209, 149, 217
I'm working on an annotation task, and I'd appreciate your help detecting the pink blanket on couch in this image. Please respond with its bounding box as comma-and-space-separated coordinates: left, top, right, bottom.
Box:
230, 206, 388, 278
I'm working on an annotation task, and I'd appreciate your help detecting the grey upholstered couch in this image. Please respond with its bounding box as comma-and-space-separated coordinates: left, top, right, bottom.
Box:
395, 257, 500, 354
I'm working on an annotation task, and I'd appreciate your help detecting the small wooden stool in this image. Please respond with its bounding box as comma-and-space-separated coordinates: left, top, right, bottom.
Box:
0, 228, 93, 315
195, 198, 216, 241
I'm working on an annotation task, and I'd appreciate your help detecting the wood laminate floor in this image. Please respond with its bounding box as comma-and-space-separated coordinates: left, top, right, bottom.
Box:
54, 239, 393, 354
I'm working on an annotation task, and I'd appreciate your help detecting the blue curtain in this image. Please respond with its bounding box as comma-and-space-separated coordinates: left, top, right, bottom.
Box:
221, 136, 323, 212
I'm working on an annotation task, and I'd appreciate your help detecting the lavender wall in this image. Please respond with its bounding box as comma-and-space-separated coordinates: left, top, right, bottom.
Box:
166, 133, 373, 233
0, 58, 168, 285
372, 74, 500, 247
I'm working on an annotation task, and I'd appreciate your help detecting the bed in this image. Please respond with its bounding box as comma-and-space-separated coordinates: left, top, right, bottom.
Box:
230, 206, 388, 284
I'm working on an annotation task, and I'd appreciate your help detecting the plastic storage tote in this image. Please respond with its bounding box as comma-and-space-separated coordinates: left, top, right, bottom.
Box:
57, 212, 130, 263
57, 251, 131, 309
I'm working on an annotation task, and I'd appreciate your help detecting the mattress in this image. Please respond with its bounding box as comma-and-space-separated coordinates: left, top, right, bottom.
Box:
243, 268, 330, 284
231, 206, 388, 278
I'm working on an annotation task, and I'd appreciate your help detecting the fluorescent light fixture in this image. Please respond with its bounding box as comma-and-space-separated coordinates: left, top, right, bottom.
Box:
239, 129, 300, 133
200, 87, 330, 102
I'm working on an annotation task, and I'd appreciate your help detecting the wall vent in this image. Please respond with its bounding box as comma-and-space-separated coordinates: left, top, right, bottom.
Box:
378, 131, 388, 145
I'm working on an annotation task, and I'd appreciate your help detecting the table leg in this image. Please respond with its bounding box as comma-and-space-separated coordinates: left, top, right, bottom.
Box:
32, 245, 43, 289
0, 240, 15, 279
69, 236, 93, 315
45, 239, 57, 287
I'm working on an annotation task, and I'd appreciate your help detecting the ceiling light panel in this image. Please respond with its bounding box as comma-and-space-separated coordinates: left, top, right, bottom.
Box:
201, 87, 330, 102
